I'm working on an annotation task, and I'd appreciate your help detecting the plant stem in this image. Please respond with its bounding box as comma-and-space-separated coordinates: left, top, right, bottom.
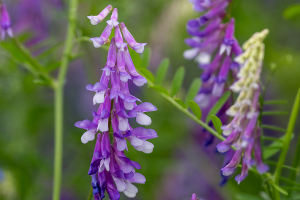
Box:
52, 0, 78, 200
273, 88, 300, 198
86, 186, 93, 200
145, 78, 225, 141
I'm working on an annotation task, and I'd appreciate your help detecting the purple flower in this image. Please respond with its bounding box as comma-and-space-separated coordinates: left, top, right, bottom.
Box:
87, 5, 113, 25
120, 22, 147, 53
216, 29, 269, 183
191, 193, 198, 200
185, 0, 243, 186
0, 5, 13, 40
76, 6, 158, 199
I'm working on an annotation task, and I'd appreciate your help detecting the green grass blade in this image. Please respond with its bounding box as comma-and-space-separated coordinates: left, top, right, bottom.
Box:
262, 111, 288, 116
274, 89, 300, 193
170, 66, 185, 97
264, 100, 287, 105
261, 125, 286, 132
155, 58, 170, 85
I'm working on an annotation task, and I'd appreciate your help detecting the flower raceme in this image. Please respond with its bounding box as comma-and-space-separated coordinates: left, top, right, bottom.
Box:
0, 4, 13, 40
185, 0, 242, 107
217, 29, 270, 184
184, 0, 242, 185
75, 6, 157, 200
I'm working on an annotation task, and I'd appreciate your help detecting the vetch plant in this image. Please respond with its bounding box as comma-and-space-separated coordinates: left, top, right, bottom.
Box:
76, 6, 157, 200
218, 29, 270, 183
0, 0, 300, 200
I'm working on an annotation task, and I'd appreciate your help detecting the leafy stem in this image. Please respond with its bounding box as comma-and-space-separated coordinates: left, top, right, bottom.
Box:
273, 88, 300, 198
142, 72, 225, 142
52, 0, 78, 200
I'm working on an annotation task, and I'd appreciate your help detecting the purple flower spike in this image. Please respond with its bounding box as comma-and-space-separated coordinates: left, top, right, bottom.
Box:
217, 129, 240, 153
253, 128, 269, 174
1, 5, 13, 39
128, 102, 157, 126
110, 69, 125, 100
79, 6, 158, 199
75, 119, 98, 144
87, 5, 113, 25
96, 94, 112, 132
220, 18, 235, 55
115, 25, 127, 51
212, 56, 231, 97
117, 49, 131, 82
107, 37, 117, 68
107, 8, 119, 27
120, 22, 147, 53
191, 193, 198, 200
200, 1, 228, 25
90, 25, 113, 48
190, 0, 211, 12
121, 81, 141, 109
221, 149, 243, 176
105, 171, 121, 200
89, 134, 103, 175
114, 98, 129, 132
124, 47, 147, 86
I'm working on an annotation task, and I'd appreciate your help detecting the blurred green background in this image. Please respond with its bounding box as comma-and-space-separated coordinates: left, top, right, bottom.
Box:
0, 0, 300, 199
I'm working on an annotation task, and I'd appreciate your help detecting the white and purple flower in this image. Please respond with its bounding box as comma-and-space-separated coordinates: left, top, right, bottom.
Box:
76, 6, 157, 200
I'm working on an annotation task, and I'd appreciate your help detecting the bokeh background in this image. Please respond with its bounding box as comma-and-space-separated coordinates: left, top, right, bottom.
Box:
0, 0, 300, 199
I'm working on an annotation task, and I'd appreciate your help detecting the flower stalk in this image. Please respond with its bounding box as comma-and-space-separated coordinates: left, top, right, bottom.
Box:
53, 0, 78, 200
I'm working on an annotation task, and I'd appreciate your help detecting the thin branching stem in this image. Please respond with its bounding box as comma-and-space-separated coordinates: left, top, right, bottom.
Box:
273, 88, 300, 198
53, 0, 78, 200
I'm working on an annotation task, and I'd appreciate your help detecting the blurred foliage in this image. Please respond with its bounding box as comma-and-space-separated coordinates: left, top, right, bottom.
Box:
0, 0, 300, 200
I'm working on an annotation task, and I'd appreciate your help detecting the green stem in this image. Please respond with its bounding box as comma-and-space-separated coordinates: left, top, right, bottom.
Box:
273, 88, 300, 198
145, 78, 225, 141
86, 186, 93, 200
52, 0, 78, 200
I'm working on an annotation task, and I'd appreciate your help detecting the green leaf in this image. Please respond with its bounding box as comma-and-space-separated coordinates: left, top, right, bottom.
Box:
155, 58, 170, 85
189, 100, 202, 119
261, 124, 286, 132
264, 100, 287, 105
140, 47, 151, 68
130, 49, 142, 69
206, 91, 231, 123
279, 177, 300, 187
270, 182, 288, 195
174, 98, 187, 108
265, 161, 297, 171
45, 62, 61, 72
1, 41, 28, 63
283, 4, 300, 19
262, 111, 288, 116
37, 41, 63, 59
138, 68, 155, 83
185, 78, 202, 106
263, 134, 294, 159
149, 85, 169, 96
170, 66, 185, 97
211, 115, 223, 135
